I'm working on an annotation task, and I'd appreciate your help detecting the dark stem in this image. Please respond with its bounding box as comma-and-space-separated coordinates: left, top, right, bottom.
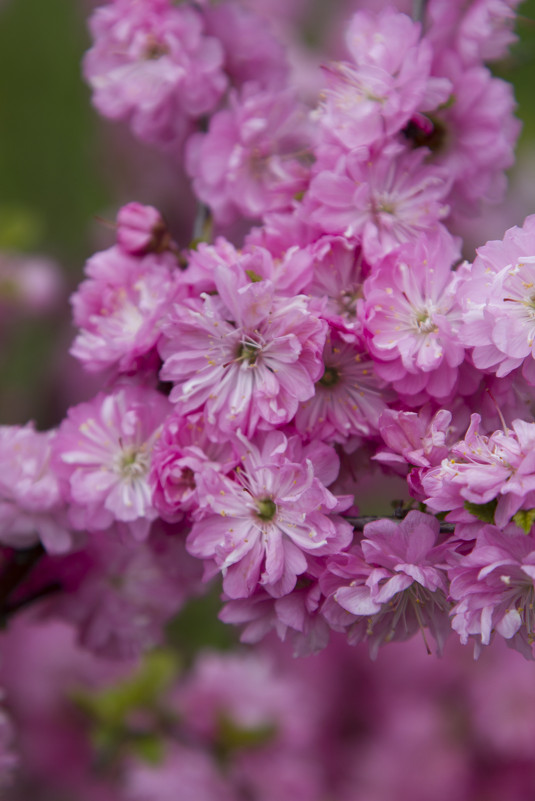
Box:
412, 0, 427, 24
0, 544, 49, 625
347, 515, 455, 534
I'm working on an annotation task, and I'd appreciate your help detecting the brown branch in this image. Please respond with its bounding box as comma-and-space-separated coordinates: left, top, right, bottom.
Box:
347, 516, 455, 534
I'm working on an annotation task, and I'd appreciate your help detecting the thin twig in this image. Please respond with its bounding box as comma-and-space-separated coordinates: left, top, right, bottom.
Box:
347, 516, 455, 534
412, 0, 427, 24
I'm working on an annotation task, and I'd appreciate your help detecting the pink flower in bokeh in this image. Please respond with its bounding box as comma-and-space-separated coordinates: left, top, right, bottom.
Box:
186, 84, 313, 225
0, 425, 72, 553
84, 0, 226, 148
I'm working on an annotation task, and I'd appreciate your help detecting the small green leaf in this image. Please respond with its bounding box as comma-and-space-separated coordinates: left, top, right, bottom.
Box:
513, 508, 535, 534
217, 713, 277, 756
464, 499, 497, 524
130, 733, 166, 765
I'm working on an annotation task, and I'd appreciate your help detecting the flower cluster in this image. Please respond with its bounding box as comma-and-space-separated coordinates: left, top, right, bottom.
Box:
0, 0, 534, 684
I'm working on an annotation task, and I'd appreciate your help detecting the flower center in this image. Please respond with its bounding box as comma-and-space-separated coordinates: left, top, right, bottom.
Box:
144, 34, 169, 60
413, 308, 438, 335
319, 367, 340, 387
256, 497, 277, 522
117, 446, 149, 480
403, 115, 447, 154
236, 335, 263, 365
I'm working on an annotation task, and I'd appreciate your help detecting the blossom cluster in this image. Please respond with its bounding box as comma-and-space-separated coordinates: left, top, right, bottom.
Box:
1, 0, 535, 698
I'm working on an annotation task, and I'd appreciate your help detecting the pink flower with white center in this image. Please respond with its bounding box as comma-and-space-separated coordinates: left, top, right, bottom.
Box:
321, 511, 452, 657
186, 84, 313, 225
306, 143, 451, 261
84, 0, 227, 148
295, 327, 388, 443
54, 386, 171, 540
423, 414, 535, 530
187, 431, 353, 599
317, 8, 451, 150
460, 215, 535, 384
159, 262, 327, 438
150, 411, 236, 523
70, 245, 180, 374
0, 424, 72, 553
362, 231, 465, 400
449, 526, 535, 658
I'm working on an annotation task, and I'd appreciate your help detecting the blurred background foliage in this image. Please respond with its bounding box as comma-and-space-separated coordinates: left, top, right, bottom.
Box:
0, 0, 534, 428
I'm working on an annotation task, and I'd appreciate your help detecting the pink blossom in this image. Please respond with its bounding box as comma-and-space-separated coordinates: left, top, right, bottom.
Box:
423, 414, 535, 529
362, 231, 465, 400
70, 245, 180, 374
220, 569, 330, 656
186, 84, 313, 225
150, 411, 236, 523
204, 1, 288, 90
427, 0, 521, 66
317, 7, 451, 150
159, 263, 326, 438
375, 407, 453, 471
175, 650, 311, 747
116, 202, 174, 255
305, 235, 368, 328
404, 52, 519, 218
306, 143, 451, 261
54, 527, 201, 659
449, 526, 535, 657
0, 253, 63, 315
187, 430, 352, 599
84, 0, 227, 148
460, 215, 535, 384
125, 744, 235, 801
295, 326, 388, 442
0, 424, 72, 553
54, 385, 171, 540
321, 511, 451, 657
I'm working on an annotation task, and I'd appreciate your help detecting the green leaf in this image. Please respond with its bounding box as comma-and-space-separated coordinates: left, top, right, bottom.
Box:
130, 733, 166, 765
217, 713, 277, 756
464, 499, 497, 524
513, 508, 535, 534
72, 649, 180, 727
